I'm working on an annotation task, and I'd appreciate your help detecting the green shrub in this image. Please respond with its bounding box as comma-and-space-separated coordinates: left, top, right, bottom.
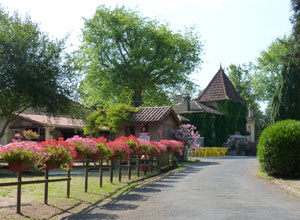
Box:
257, 120, 300, 178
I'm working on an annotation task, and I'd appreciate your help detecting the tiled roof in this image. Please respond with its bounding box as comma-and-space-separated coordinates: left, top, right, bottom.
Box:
173, 98, 222, 115
196, 67, 244, 102
131, 106, 179, 123
19, 114, 84, 129
196, 102, 222, 115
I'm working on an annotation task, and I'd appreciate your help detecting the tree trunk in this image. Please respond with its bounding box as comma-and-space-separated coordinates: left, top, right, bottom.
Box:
0, 117, 15, 140
133, 86, 143, 107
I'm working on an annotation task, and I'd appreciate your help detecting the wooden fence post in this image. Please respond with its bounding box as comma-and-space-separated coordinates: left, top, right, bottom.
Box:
143, 159, 147, 176
118, 159, 122, 182
67, 169, 71, 198
99, 160, 103, 188
85, 160, 88, 193
110, 160, 114, 183
157, 156, 160, 171
44, 170, 49, 204
150, 156, 154, 173
136, 155, 140, 178
128, 158, 131, 180
16, 171, 22, 214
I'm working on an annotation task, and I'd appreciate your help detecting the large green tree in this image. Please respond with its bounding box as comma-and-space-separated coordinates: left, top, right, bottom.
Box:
271, 0, 300, 122
0, 8, 77, 139
252, 36, 290, 102
78, 6, 203, 107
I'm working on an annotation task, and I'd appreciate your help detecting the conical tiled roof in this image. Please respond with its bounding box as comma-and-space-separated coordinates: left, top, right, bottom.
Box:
195, 67, 244, 102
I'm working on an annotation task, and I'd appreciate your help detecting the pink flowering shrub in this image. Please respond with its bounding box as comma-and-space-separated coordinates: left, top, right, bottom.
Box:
171, 140, 184, 156
107, 141, 130, 160
154, 142, 167, 153
115, 135, 140, 154
23, 130, 40, 141
66, 136, 98, 156
148, 141, 161, 156
0, 141, 43, 169
174, 124, 200, 150
14, 133, 22, 142
92, 137, 113, 160
138, 139, 151, 155
39, 138, 76, 170
159, 140, 184, 155
160, 140, 176, 152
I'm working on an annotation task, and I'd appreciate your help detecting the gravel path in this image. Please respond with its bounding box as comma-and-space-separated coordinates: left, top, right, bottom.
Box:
63, 157, 300, 220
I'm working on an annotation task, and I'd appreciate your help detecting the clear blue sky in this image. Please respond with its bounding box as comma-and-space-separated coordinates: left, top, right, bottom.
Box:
0, 0, 292, 91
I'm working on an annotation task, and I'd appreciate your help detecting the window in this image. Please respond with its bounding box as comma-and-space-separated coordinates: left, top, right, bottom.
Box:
126, 126, 135, 136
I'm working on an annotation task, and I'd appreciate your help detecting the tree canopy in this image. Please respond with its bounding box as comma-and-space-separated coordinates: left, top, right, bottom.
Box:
270, 0, 300, 122
77, 5, 203, 107
252, 36, 290, 102
84, 103, 137, 136
0, 8, 77, 138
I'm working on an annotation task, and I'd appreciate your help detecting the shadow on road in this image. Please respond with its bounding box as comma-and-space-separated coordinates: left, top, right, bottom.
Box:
61, 161, 221, 219
63, 213, 118, 219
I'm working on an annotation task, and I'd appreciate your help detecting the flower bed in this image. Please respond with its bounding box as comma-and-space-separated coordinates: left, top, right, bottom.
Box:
0, 141, 43, 172
66, 136, 98, 160
39, 138, 76, 170
92, 137, 113, 160
0, 134, 185, 172
115, 135, 140, 154
107, 141, 131, 160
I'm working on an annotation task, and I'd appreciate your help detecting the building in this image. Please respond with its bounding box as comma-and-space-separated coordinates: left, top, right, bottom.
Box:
114, 106, 180, 141
174, 67, 255, 145
0, 113, 84, 145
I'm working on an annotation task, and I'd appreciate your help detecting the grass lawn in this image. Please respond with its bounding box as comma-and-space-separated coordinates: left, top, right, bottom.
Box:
256, 169, 300, 199
0, 165, 187, 219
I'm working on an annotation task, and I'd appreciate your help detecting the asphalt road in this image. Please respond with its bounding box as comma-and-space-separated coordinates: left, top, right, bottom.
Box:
63, 157, 300, 220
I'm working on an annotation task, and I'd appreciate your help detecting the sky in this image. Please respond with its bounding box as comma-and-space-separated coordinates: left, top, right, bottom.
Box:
0, 0, 293, 92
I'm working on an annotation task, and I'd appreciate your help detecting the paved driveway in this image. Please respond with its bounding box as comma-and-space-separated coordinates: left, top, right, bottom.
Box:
63, 157, 300, 220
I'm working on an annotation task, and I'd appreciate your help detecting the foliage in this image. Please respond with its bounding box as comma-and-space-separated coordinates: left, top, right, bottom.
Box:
92, 137, 113, 159
39, 138, 76, 170
227, 63, 253, 101
159, 140, 184, 155
66, 135, 98, 155
257, 120, 300, 177
0, 141, 43, 168
148, 142, 161, 156
227, 64, 267, 140
252, 36, 290, 102
218, 100, 247, 135
84, 103, 137, 135
270, 2, 300, 123
0, 7, 77, 139
174, 124, 200, 149
115, 135, 140, 154
23, 130, 40, 141
271, 60, 300, 122
77, 5, 203, 107
107, 141, 131, 160
184, 100, 247, 146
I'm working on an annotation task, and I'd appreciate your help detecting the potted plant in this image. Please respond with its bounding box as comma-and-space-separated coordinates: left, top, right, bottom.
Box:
115, 135, 140, 155
107, 141, 131, 161
23, 129, 40, 141
66, 136, 98, 160
0, 141, 43, 172
39, 138, 76, 170
91, 137, 113, 160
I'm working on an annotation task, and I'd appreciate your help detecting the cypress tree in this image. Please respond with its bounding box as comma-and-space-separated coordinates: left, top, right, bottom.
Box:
271, 0, 300, 122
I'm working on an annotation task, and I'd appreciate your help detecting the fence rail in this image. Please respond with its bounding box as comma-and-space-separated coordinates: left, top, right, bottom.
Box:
0, 152, 175, 214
